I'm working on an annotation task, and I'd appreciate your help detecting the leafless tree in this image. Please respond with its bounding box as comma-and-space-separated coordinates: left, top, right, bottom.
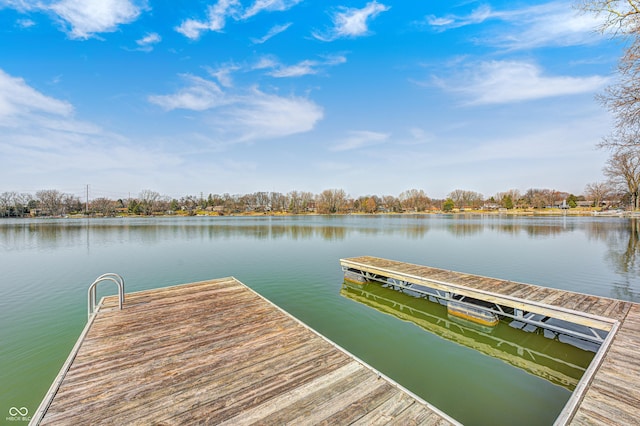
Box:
254, 192, 269, 212
355, 196, 378, 213
15, 193, 33, 217
317, 189, 348, 214
0, 192, 12, 217
270, 192, 287, 212
524, 188, 559, 208
0, 192, 28, 217
180, 195, 199, 214
237, 193, 253, 212
604, 148, 640, 209
283, 191, 315, 213
581, 1, 640, 125
36, 189, 65, 216
382, 195, 401, 212
287, 191, 302, 214
399, 189, 430, 212
90, 197, 118, 216
221, 193, 239, 213
62, 194, 82, 214
448, 189, 484, 209
156, 196, 171, 214
139, 189, 161, 215
598, 125, 640, 150
495, 189, 522, 207
580, 0, 640, 155
364, 197, 377, 213
298, 191, 315, 212
585, 181, 614, 207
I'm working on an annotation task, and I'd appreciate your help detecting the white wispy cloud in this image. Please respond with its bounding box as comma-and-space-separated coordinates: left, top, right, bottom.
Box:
50, 0, 145, 39
495, 2, 604, 50
0, 69, 73, 122
253, 56, 279, 70
16, 18, 35, 28
0, 68, 182, 190
251, 22, 292, 44
176, 0, 300, 40
134, 32, 161, 51
148, 74, 227, 111
330, 130, 389, 152
0, 0, 33, 11
222, 88, 323, 141
270, 60, 318, 77
137, 32, 160, 46
434, 60, 610, 105
206, 64, 240, 88
426, 4, 492, 30
424, 1, 603, 50
313, 1, 390, 42
148, 75, 323, 141
175, 0, 239, 40
256, 54, 347, 78
242, 0, 302, 19
1, 0, 146, 39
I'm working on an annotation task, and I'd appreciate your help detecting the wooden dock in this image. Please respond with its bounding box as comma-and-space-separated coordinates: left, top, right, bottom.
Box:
340, 256, 640, 426
32, 277, 459, 425
567, 302, 640, 425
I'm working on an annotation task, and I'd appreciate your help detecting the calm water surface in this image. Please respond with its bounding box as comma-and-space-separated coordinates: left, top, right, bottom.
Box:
1, 215, 639, 425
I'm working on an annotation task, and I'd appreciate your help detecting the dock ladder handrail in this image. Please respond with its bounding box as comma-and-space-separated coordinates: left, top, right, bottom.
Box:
88, 273, 125, 319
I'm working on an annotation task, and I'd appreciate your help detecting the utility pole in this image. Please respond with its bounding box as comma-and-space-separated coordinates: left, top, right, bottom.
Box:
86, 184, 89, 215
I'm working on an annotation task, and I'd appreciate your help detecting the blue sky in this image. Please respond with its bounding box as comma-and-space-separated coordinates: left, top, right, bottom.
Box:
0, 0, 621, 200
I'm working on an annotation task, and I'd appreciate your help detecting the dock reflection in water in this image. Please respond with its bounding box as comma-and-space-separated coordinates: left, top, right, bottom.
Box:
340, 281, 597, 392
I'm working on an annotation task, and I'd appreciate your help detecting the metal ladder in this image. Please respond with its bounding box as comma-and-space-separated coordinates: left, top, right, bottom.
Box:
88, 273, 125, 319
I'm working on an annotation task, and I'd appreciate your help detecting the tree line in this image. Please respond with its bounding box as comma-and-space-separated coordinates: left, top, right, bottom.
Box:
0, 185, 627, 218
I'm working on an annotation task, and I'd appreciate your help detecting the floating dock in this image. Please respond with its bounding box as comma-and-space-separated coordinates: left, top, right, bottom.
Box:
340, 256, 640, 425
32, 277, 459, 425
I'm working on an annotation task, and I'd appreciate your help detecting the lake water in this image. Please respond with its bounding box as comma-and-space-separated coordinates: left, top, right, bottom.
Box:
1, 215, 639, 425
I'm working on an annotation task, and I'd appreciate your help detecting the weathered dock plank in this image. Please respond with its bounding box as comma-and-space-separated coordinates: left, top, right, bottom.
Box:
569, 303, 640, 425
33, 277, 459, 425
216, 361, 371, 425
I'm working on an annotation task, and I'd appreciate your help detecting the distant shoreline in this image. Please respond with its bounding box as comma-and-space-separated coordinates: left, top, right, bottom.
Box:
6, 208, 640, 219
